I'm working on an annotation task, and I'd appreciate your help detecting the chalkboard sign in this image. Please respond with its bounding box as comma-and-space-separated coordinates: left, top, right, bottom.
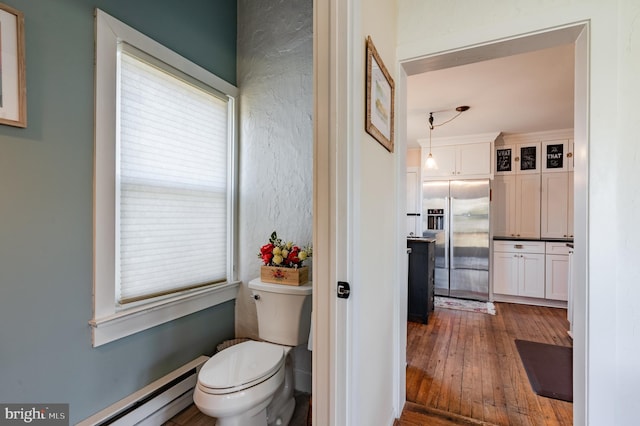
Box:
546, 143, 564, 169
496, 148, 512, 172
520, 146, 537, 171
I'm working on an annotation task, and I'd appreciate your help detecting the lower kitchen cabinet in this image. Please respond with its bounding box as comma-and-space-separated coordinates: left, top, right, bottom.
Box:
493, 241, 545, 298
407, 238, 435, 324
545, 242, 571, 301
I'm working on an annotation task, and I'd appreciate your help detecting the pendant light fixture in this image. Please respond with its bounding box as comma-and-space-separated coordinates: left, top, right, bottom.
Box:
424, 106, 470, 170
425, 113, 437, 169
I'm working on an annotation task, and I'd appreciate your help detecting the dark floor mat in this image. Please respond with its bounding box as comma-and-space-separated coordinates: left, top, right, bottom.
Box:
515, 339, 573, 402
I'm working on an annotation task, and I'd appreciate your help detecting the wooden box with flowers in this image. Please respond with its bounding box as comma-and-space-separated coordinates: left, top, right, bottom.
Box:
258, 232, 312, 286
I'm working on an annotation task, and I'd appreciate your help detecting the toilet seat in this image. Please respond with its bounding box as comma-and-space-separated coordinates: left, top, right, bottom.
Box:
197, 340, 285, 395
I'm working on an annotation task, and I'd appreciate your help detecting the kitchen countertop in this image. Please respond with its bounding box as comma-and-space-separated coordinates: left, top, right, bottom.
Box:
493, 236, 574, 243
407, 237, 436, 243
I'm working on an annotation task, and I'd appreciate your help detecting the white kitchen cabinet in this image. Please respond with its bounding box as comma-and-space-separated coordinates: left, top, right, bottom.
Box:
542, 139, 574, 172
491, 176, 516, 237
458, 142, 492, 176
519, 252, 546, 298
516, 175, 542, 238
423, 142, 491, 179
492, 174, 541, 238
545, 242, 571, 301
568, 172, 574, 237
406, 169, 421, 236
493, 250, 519, 295
495, 142, 541, 175
423, 145, 457, 178
493, 241, 545, 298
541, 172, 574, 239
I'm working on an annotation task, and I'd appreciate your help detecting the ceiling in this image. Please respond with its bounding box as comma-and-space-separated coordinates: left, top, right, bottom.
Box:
405, 43, 575, 149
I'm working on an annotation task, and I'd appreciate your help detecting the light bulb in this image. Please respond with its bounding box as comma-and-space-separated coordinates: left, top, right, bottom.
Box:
425, 153, 437, 169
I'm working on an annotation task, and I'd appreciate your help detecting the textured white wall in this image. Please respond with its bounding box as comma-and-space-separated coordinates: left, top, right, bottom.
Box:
236, 0, 313, 391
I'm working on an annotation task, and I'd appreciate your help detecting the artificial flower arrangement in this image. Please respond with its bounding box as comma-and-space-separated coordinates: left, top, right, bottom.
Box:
258, 231, 312, 268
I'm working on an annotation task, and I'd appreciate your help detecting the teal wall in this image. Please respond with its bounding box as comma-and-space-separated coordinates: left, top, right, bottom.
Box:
0, 0, 237, 422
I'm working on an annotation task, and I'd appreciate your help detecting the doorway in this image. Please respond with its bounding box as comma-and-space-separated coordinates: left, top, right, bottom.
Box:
398, 22, 589, 423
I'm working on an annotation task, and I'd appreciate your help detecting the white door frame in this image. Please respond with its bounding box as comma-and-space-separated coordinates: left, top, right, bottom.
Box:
312, 0, 353, 425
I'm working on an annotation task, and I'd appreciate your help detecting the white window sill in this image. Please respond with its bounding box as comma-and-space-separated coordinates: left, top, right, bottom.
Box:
89, 281, 239, 347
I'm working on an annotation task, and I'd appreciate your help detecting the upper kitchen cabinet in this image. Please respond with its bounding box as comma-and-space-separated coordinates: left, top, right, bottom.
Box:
420, 132, 500, 180
542, 139, 574, 172
497, 130, 574, 176
493, 174, 541, 238
495, 142, 541, 175
541, 171, 574, 238
422, 145, 457, 178
423, 143, 490, 178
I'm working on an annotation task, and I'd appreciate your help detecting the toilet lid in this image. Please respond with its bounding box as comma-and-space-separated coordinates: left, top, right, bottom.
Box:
198, 341, 285, 393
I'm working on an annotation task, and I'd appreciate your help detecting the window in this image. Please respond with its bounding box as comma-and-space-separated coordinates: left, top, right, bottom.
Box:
91, 10, 239, 347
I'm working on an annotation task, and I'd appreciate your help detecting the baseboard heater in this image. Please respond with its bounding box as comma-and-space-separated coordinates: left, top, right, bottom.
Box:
77, 355, 209, 426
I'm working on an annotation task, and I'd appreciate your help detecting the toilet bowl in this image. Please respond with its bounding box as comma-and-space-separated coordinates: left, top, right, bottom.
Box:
193, 340, 292, 426
194, 279, 312, 426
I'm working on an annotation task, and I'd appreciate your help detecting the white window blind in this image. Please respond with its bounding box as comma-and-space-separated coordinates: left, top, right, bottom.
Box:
118, 48, 228, 304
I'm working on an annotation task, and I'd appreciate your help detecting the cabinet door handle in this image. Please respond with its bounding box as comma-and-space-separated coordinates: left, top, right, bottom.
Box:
567, 152, 573, 158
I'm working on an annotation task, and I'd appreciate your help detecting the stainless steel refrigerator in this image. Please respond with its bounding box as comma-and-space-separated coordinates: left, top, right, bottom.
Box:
422, 180, 490, 301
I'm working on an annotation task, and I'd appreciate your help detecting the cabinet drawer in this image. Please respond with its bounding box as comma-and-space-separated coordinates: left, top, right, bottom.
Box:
494, 240, 545, 254
545, 242, 572, 255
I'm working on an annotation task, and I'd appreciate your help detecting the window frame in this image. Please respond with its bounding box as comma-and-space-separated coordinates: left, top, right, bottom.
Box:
91, 9, 239, 347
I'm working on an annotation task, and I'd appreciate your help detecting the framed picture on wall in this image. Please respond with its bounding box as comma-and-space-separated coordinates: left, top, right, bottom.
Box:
496, 147, 512, 172
0, 3, 27, 128
365, 35, 394, 153
520, 146, 537, 171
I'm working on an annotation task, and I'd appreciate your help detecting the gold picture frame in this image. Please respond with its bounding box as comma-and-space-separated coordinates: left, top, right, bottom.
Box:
365, 36, 394, 153
0, 2, 26, 128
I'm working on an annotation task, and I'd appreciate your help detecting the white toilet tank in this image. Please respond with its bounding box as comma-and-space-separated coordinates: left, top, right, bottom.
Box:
249, 278, 312, 346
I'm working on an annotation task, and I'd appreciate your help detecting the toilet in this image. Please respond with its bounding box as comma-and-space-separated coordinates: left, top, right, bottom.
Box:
194, 278, 312, 426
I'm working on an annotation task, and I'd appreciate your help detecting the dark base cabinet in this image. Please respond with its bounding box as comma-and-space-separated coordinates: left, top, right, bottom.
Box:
407, 238, 435, 324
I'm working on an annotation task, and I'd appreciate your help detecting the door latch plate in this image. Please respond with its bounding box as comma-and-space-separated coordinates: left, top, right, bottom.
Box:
337, 281, 350, 299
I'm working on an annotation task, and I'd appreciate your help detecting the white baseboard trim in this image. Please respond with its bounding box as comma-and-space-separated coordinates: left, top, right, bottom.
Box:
492, 293, 568, 308
77, 355, 209, 426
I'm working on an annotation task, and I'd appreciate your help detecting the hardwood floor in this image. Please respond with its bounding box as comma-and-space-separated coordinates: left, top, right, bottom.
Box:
164, 392, 311, 426
404, 302, 573, 426
167, 303, 570, 426
395, 402, 500, 426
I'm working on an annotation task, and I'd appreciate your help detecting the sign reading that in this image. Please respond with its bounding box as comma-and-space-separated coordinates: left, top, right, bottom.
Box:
546, 143, 564, 169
